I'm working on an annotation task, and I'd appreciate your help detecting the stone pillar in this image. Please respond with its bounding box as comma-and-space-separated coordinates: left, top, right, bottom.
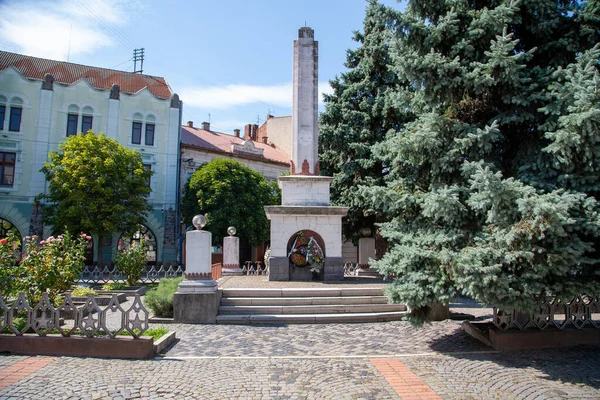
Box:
173, 227, 220, 323
291, 27, 319, 175
222, 236, 241, 275
358, 237, 375, 269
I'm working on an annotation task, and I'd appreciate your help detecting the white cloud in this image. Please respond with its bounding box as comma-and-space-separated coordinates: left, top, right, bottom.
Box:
0, 0, 133, 60
181, 81, 334, 109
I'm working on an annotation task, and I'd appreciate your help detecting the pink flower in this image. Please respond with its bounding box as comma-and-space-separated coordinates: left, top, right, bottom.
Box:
40, 240, 45, 245
32, 235, 38, 240
47, 236, 55, 242
0, 238, 7, 245
86, 235, 92, 240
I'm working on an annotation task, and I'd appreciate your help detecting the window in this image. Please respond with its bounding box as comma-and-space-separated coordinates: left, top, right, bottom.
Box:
145, 123, 155, 146
0, 106, 5, 131
0, 152, 16, 186
9, 107, 21, 132
66, 114, 78, 136
132, 122, 142, 144
131, 113, 156, 146
82, 115, 93, 133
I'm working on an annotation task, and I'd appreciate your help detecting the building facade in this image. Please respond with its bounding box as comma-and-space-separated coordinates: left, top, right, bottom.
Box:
0, 50, 181, 265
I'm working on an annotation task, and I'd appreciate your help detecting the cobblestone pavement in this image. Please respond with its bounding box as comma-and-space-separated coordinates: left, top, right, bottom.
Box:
0, 295, 599, 399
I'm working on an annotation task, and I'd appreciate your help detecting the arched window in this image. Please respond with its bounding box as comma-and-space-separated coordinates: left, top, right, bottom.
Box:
0, 218, 19, 239
131, 113, 156, 146
66, 104, 94, 136
118, 224, 157, 264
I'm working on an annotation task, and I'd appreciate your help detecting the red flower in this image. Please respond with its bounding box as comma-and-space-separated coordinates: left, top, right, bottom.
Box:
0, 238, 7, 245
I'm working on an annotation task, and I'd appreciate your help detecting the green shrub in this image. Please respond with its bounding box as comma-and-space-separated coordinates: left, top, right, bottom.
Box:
115, 238, 147, 286
71, 286, 97, 297
144, 277, 184, 318
102, 282, 127, 291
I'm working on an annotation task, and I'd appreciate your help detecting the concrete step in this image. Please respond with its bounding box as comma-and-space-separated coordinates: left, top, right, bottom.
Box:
221, 287, 384, 298
216, 311, 406, 325
220, 295, 390, 306
218, 304, 406, 315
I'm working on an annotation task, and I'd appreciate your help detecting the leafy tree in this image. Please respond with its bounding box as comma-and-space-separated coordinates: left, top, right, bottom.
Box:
42, 132, 152, 263
319, 0, 406, 253
354, 0, 600, 324
181, 158, 280, 245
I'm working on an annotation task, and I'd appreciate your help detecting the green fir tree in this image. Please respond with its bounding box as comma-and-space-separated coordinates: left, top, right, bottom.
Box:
319, 0, 407, 251
353, 0, 600, 324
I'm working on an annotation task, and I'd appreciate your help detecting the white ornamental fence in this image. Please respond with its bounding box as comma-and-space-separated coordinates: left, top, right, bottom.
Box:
0, 292, 148, 339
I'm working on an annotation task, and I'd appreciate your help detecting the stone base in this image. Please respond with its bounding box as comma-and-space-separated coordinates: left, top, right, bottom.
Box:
0, 334, 154, 359
173, 291, 222, 324
222, 265, 243, 276
427, 302, 450, 321
177, 279, 218, 293
462, 321, 600, 350
268, 256, 344, 281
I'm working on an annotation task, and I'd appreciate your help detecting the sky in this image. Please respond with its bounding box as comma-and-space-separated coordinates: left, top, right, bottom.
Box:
0, 0, 403, 134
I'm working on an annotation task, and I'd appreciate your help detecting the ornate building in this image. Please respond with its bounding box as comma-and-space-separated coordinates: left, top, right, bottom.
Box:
0, 50, 181, 265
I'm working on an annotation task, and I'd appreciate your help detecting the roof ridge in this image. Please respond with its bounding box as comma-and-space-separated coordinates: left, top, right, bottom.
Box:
0, 50, 166, 80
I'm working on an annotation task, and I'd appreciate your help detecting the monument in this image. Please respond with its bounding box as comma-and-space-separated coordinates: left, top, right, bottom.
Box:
265, 27, 348, 281
222, 226, 241, 276
173, 215, 221, 323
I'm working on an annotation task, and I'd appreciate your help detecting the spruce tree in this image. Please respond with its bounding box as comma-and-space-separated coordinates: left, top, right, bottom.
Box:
319, 0, 407, 251
356, 0, 600, 323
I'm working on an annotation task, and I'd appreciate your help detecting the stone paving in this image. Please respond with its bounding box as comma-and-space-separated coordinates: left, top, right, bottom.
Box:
0, 283, 599, 399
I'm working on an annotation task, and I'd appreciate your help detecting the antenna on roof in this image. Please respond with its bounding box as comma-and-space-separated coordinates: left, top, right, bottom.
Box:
256, 114, 261, 124
133, 48, 145, 74
208, 113, 211, 123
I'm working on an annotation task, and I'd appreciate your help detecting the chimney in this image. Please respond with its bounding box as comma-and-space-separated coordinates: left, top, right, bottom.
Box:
262, 136, 268, 144
233, 129, 240, 138
266, 114, 274, 120
201, 122, 210, 131
244, 124, 252, 140
251, 124, 258, 140
187, 121, 193, 128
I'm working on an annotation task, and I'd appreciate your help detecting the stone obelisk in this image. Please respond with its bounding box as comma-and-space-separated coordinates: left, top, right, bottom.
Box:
264, 27, 348, 281
291, 26, 319, 175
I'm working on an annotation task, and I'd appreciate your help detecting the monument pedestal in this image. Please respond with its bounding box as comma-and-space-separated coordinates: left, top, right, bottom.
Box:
174, 228, 220, 324
222, 236, 241, 276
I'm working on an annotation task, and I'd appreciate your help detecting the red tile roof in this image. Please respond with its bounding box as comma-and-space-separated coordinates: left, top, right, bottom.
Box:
0, 50, 172, 100
181, 125, 290, 166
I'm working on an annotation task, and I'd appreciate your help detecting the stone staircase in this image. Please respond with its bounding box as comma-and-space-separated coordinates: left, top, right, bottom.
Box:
216, 287, 407, 324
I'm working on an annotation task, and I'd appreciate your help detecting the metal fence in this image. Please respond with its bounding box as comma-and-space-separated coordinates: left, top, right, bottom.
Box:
79, 264, 185, 284
493, 295, 600, 331
0, 292, 148, 339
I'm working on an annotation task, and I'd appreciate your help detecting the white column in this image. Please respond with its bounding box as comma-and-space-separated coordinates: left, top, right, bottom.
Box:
178, 229, 217, 292
358, 237, 375, 268
222, 236, 241, 275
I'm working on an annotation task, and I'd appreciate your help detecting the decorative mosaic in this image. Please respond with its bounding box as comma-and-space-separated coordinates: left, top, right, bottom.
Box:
493, 295, 600, 331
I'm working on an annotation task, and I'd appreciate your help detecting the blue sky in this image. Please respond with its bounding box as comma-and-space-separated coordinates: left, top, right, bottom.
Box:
0, 0, 402, 134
